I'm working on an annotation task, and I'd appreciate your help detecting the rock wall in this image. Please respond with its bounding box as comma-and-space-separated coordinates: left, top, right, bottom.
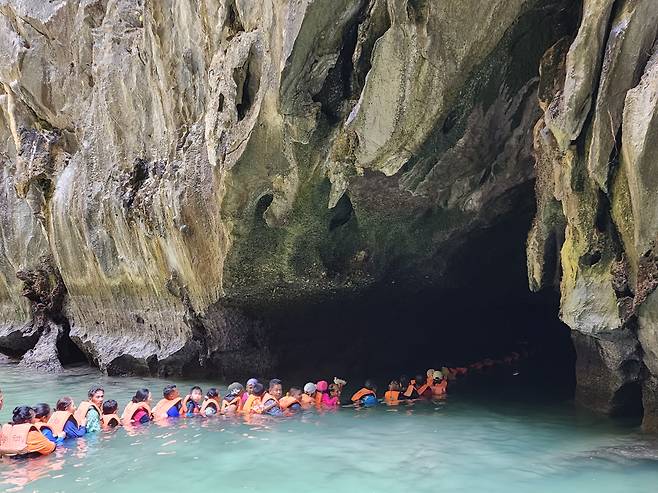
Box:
528, 0, 658, 429
0, 2, 576, 379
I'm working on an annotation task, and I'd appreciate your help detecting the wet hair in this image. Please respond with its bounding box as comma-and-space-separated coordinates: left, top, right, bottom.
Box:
12, 405, 34, 424
88, 385, 104, 398
56, 397, 73, 411
132, 388, 150, 403
190, 386, 202, 394
163, 384, 177, 399
400, 375, 410, 388
415, 374, 425, 385
206, 388, 219, 399
364, 379, 377, 392
103, 400, 118, 414
33, 403, 51, 419
389, 380, 401, 391
269, 378, 282, 390
252, 383, 265, 396
288, 387, 302, 397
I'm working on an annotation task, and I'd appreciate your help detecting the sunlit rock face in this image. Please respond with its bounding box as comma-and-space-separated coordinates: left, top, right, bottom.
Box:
0, 0, 575, 378
528, 0, 658, 429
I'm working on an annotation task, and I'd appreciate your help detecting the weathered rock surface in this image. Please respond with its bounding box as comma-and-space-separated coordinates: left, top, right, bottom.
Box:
529, 0, 658, 429
0, 0, 579, 378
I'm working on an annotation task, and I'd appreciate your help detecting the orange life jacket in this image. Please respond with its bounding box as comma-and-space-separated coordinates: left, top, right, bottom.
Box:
300, 393, 315, 406
152, 397, 182, 420
384, 390, 401, 402
33, 422, 54, 433
0, 423, 38, 456
279, 396, 300, 410
351, 388, 376, 402
200, 397, 221, 415
74, 401, 102, 424
403, 380, 417, 398
102, 414, 121, 428
47, 411, 78, 435
121, 401, 152, 423
221, 396, 242, 413
242, 394, 261, 414
255, 392, 279, 414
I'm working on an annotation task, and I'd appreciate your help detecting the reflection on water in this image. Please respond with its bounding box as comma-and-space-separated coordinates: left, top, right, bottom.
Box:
0, 361, 657, 492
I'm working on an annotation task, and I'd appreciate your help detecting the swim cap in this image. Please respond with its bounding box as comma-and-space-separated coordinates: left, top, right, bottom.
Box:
433, 370, 443, 380
316, 380, 328, 392
246, 378, 258, 386
304, 382, 317, 394
427, 369, 435, 378
228, 382, 244, 395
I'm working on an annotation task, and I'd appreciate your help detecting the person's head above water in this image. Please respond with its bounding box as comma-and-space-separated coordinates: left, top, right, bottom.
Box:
246, 378, 258, 394
12, 405, 34, 424
329, 383, 341, 397
288, 387, 302, 399
227, 382, 244, 396
103, 400, 118, 415
33, 403, 51, 421
56, 396, 75, 413
269, 379, 283, 400
252, 382, 265, 397
163, 384, 179, 400
399, 375, 410, 388
303, 382, 317, 395
88, 385, 105, 407
364, 380, 377, 392
206, 388, 219, 399
190, 386, 203, 403
316, 380, 328, 393
415, 374, 425, 386
132, 388, 151, 404
388, 380, 401, 391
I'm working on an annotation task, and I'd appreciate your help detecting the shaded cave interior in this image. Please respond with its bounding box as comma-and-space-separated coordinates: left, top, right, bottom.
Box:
253, 188, 578, 403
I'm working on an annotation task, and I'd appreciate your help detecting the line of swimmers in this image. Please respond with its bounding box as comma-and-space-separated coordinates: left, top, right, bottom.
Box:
0, 352, 524, 459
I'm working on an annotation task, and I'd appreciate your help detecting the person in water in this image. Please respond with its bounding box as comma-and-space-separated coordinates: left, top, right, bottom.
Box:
222, 383, 244, 413
301, 383, 317, 407
351, 380, 378, 407
258, 379, 284, 416
122, 389, 152, 424
243, 382, 264, 413
384, 380, 403, 404
279, 387, 303, 413
48, 397, 86, 439
431, 371, 448, 397
152, 384, 183, 419
74, 385, 104, 433
181, 386, 204, 417
321, 383, 341, 407
32, 403, 65, 444
241, 378, 258, 406
102, 400, 121, 428
200, 388, 221, 416
315, 380, 329, 406
0, 405, 56, 457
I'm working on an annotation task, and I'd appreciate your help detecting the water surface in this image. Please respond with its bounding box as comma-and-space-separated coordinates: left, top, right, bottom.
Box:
0, 360, 657, 492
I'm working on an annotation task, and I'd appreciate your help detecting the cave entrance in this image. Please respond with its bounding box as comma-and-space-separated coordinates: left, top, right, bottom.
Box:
266, 193, 575, 402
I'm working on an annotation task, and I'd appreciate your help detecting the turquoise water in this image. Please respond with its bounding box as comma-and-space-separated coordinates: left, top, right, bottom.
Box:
1, 360, 657, 492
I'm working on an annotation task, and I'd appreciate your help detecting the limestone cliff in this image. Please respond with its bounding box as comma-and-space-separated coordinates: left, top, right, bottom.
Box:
17, 0, 658, 426
528, 0, 658, 430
